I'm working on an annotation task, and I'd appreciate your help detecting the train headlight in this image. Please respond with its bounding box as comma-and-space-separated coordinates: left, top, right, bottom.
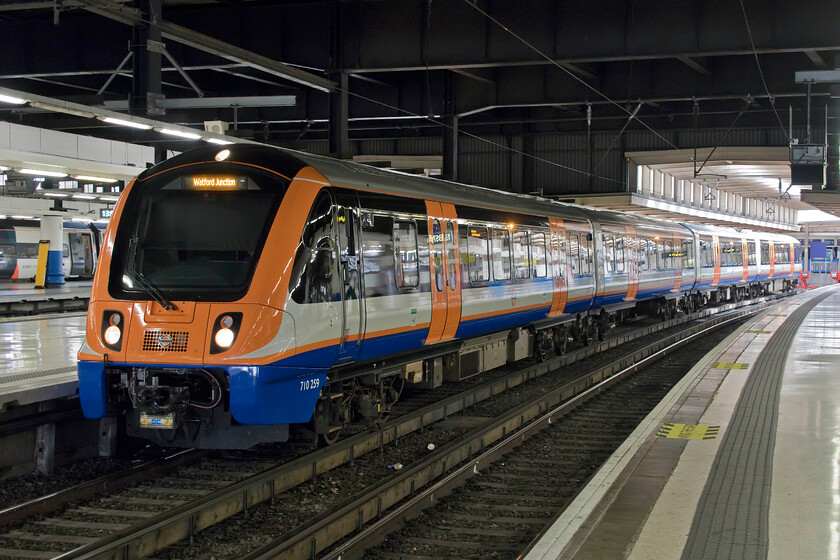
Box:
104, 325, 121, 345
210, 312, 243, 354
101, 310, 124, 351
215, 327, 235, 348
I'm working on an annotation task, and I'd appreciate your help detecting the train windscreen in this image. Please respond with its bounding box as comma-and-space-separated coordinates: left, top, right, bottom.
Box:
108, 165, 287, 301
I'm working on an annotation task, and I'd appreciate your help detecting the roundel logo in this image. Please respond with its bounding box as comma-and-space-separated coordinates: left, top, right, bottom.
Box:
158, 334, 174, 349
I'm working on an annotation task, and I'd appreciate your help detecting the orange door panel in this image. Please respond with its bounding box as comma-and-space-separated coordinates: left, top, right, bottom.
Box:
741, 238, 748, 282
548, 217, 568, 316
425, 201, 447, 345
440, 203, 461, 341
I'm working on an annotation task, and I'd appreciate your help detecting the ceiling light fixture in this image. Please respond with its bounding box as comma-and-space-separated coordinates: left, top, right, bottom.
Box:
75, 175, 118, 183
19, 168, 68, 178
28, 101, 96, 119
0, 94, 26, 104
98, 195, 119, 202
11, 215, 34, 220
101, 116, 152, 130
43, 192, 69, 198
72, 194, 97, 200
159, 128, 201, 140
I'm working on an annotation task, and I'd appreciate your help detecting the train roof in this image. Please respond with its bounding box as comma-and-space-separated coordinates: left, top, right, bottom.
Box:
142, 145, 798, 242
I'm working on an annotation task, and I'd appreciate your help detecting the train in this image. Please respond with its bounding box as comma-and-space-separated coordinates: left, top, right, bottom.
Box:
77, 145, 802, 448
0, 219, 104, 281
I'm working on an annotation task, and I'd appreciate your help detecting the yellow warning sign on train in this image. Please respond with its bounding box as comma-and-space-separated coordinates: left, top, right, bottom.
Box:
710, 362, 749, 369
657, 423, 720, 440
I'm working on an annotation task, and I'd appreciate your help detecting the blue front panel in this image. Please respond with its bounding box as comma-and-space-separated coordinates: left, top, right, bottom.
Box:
228, 365, 325, 424
78, 361, 107, 418
45, 249, 64, 286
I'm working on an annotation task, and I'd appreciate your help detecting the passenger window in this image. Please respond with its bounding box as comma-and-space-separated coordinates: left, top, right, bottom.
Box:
393, 220, 419, 289
682, 240, 694, 269
615, 237, 625, 273
550, 232, 564, 279
568, 233, 580, 275
289, 193, 336, 304
491, 228, 511, 281
512, 230, 530, 280
604, 235, 616, 274
580, 234, 592, 274
466, 225, 490, 284
432, 219, 444, 292
532, 233, 547, 278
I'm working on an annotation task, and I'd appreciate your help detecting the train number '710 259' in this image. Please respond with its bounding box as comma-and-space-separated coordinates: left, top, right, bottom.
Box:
300, 377, 321, 391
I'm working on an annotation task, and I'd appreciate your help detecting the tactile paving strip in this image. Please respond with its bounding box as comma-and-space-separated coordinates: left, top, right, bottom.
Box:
681, 291, 835, 560
0, 366, 77, 385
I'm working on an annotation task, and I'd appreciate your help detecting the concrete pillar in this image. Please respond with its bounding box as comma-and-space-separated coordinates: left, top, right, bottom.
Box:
329, 72, 350, 159
41, 215, 64, 287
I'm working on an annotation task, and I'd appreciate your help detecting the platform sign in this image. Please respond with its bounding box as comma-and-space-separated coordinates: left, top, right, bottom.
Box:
100, 208, 112, 218
811, 242, 827, 260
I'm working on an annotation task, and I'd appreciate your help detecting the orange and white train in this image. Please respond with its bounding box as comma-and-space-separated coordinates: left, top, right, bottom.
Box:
77, 144, 802, 448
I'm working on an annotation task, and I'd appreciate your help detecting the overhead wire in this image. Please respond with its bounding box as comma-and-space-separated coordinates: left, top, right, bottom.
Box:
118, 3, 626, 186
737, 0, 788, 138
460, 0, 696, 163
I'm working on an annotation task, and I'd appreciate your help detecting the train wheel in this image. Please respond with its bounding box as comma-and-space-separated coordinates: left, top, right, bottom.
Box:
320, 426, 341, 446
554, 328, 568, 355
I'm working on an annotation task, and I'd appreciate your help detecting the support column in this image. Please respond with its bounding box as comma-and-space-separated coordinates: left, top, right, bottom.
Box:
130, 0, 163, 116
329, 71, 350, 159
442, 72, 458, 182
41, 215, 64, 287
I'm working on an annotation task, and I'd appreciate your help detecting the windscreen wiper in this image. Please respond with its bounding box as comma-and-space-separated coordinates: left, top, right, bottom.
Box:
133, 271, 178, 311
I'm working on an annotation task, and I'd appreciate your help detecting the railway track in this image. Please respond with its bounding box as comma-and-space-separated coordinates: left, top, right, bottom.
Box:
0, 295, 785, 559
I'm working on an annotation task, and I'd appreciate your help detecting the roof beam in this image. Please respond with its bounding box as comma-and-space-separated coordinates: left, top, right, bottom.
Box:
677, 55, 712, 76
804, 49, 829, 69
78, 0, 337, 92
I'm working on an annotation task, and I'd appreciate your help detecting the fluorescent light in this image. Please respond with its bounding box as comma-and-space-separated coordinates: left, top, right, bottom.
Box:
28, 101, 96, 118
72, 194, 97, 200
98, 195, 119, 202
11, 215, 33, 219
0, 94, 26, 104
43, 192, 69, 198
19, 168, 68, 178
101, 116, 152, 130
75, 175, 118, 183
206, 137, 233, 145
0, 166, 8, 171
159, 128, 201, 140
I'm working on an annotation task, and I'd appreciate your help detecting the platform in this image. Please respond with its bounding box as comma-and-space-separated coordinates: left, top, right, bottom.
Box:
0, 280, 91, 316
525, 283, 840, 560
0, 313, 85, 410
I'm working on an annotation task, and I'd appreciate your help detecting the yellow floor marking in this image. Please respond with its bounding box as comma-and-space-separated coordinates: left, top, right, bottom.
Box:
710, 362, 749, 369
767, 314, 787, 317
657, 423, 720, 440
746, 330, 772, 334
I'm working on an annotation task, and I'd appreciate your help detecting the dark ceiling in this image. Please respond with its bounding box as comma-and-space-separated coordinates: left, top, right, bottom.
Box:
0, 0, 836, 160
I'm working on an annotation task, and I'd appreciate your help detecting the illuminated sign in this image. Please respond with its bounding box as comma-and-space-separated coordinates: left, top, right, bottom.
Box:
100, 208, 113, 218
189, 176, 242, 190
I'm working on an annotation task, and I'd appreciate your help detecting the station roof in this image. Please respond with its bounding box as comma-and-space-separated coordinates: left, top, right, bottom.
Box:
0, 0, 836, 227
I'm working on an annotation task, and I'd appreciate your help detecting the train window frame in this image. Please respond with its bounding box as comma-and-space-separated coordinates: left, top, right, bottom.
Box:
747, 241, 756, 265
580, 232, 593, 274
604, 235, 616, 274
432, 218, 444, 292
682, 239, 695, 269
393, 219, 420, 290
568, 232, 580, 275
491, 227, 512, 282
465, 225, 490, 285
615, 236, 625, 273
446, 221, 457, 290
512, 229, 530, 280
532, 232, 548, 278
